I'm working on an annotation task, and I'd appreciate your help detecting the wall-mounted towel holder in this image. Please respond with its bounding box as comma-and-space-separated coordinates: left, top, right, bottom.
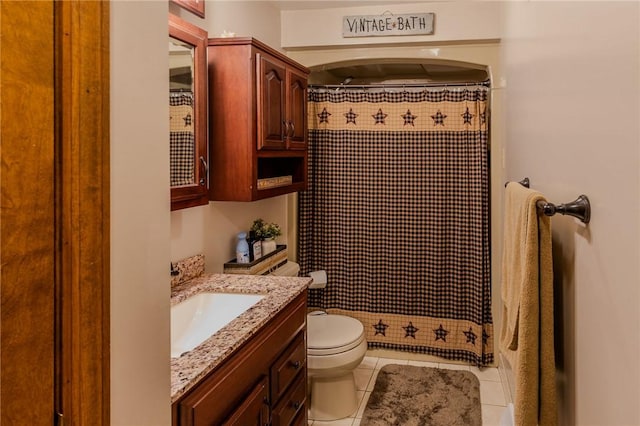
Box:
506, 177, 591, 224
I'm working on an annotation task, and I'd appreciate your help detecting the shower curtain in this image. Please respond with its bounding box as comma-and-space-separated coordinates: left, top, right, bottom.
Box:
299, 87, 493, 365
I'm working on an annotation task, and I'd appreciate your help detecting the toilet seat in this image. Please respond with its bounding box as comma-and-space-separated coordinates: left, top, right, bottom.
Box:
307, 314, 365, 356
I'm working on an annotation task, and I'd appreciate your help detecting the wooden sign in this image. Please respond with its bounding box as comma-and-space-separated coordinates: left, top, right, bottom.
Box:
343, 13, 434, 38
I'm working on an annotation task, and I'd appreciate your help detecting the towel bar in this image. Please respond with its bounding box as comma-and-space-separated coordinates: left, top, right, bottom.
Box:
504, 177, 530, 188
536, 196, 590, 224
506, 177, 591, 224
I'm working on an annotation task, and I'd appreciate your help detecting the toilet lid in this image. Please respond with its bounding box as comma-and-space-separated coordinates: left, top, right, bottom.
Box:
307, 314, 365, 355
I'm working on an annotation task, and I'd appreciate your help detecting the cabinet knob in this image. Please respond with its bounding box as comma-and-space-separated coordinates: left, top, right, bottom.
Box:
263, 396, 270, 405
289, 360, 301, 369
292, 401, 301, 410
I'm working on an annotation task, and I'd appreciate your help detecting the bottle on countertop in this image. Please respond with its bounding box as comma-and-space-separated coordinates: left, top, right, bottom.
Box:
248, 231, 262, 262
236, 232, 250, 264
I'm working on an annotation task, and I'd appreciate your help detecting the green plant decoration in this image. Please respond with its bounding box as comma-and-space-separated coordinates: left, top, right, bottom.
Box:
250, 218, 282, 239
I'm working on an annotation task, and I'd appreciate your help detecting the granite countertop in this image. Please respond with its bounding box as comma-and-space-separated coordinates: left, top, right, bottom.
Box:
170, 273, 311, 403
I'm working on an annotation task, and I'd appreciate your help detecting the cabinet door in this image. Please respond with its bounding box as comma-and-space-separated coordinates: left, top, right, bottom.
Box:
258, 54, 286, 150
286, 67, 307, 150
222, 377, 270, 426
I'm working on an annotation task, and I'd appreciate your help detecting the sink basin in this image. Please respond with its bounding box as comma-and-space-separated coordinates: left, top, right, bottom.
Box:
171, 292, 264, 358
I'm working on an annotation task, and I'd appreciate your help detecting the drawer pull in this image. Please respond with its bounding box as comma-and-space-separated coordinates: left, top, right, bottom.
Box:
289, 360, 301, 369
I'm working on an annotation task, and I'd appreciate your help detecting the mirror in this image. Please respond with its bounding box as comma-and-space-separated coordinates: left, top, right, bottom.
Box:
169, 14, 208, 211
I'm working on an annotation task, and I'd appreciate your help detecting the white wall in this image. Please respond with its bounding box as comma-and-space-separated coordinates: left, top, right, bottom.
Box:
169, 0, 290, 272
171, 197, 290, 272
281, 1, 502, 49
170, 0, 282, 50
501, 3, 640, 425
111, 1, 171, 424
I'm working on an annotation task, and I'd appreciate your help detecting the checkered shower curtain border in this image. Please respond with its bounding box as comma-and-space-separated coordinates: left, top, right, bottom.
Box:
299, 88, 493, 365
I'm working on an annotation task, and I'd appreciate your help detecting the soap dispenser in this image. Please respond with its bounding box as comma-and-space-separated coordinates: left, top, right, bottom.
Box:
236, 232, 250, 264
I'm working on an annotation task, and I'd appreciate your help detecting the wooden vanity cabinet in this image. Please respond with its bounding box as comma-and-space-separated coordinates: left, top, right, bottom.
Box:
172, 291, 307, 426
207, 37, 309, 201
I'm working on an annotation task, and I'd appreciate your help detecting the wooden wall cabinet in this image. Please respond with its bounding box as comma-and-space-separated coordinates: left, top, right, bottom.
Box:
172, 291, 307, 426
207, 37, 309, 201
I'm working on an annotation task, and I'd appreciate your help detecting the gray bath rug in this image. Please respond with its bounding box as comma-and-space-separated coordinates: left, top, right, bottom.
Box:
361, 364, 482, 426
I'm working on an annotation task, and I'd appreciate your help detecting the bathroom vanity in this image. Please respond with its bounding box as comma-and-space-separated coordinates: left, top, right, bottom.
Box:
170, 273, 310, 426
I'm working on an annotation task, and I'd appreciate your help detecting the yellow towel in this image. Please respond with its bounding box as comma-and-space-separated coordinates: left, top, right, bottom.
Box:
500, 182, 557, 426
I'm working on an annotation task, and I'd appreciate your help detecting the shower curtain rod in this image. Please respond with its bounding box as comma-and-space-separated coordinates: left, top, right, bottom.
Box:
308, 81, 490, 90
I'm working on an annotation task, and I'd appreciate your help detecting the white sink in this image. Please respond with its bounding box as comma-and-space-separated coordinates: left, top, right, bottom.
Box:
171, 292, 264, 358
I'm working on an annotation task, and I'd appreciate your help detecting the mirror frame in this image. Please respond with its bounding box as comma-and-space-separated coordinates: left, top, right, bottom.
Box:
170, 0, 205, 19
169, 13, 208, 211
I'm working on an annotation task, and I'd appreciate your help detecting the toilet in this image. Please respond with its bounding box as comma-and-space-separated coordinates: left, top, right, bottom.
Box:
272, 262, 368, 420
306, 311, 367, 420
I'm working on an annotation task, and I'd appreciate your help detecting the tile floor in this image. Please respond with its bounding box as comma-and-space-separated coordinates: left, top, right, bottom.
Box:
308, 351, 512, 426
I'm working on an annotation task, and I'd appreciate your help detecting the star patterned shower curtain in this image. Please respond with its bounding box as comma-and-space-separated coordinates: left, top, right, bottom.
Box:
298, 87, 494, 366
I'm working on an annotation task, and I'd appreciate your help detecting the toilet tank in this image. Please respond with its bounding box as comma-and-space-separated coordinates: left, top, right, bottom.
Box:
271, 262, 327, 290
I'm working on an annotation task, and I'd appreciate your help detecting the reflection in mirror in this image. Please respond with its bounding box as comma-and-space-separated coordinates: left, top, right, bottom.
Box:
169, 38, 195, 187
169, 14, 208, 211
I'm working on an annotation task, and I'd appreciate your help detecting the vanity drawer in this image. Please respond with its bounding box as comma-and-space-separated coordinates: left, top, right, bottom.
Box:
270, 331, 306, 401
271, 372, 306, 426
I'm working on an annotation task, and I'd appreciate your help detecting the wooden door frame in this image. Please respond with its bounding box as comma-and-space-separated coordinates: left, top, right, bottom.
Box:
1, 1, 109, 424
55, 1, 110, 425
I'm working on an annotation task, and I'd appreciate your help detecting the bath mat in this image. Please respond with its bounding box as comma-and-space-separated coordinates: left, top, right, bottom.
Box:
361, 364, 481, 426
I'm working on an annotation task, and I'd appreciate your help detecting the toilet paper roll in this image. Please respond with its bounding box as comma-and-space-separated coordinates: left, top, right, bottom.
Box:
308, 270, 327, 289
